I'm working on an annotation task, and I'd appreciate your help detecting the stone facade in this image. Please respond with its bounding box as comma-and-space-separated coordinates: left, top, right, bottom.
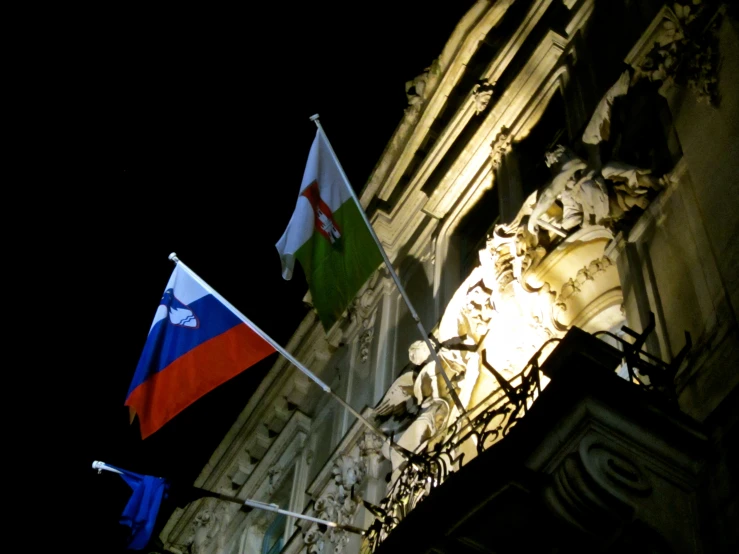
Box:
160, 2, 738, 553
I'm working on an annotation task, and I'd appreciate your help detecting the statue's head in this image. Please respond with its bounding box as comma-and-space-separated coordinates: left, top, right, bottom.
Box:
544, 144, 577, 170
409, 340, 431, 365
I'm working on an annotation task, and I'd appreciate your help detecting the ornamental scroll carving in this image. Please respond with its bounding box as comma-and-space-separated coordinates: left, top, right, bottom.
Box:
544, 436, 653, 533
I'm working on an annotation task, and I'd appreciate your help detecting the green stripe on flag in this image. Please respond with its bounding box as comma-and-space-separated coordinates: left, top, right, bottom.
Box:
295, 200, 383, 331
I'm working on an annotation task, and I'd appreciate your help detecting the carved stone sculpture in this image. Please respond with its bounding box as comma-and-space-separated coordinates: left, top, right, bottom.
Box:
300, 447, 374, 553
472, 79, 495, 115
631, 0, 722, 106
529, 141, 664, 238
528, 145, 609, 234
405, 59, 441, 115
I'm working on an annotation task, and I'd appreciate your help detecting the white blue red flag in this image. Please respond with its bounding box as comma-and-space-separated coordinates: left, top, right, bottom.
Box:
125, 263, 275, 438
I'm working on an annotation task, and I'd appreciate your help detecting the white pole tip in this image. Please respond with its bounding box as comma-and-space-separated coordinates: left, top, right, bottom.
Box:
168, 252, 179, 262
309, 114, 320, 121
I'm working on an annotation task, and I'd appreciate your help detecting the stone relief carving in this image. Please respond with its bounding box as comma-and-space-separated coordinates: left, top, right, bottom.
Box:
228, 452, 257, 490
358, 431, 385, 479
490, 126, 513, 170
267, 466, 283, 495
472, 79, 495, 114
359, 328, 374, 363
299, 436, 380, 553
176, 499, 231, 554
528, 143, 664, 237
405, 58, 441, 115
630, 0, 723, 106
555, 257, 614, 313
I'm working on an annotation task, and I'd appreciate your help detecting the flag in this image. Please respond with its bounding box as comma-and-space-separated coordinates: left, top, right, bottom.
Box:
113, 465, 169, 550
276, 129, 383, 330
125, 263, 275, 438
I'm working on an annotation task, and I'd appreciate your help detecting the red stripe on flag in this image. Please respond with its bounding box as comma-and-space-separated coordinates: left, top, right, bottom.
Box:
125, 323, 275, 439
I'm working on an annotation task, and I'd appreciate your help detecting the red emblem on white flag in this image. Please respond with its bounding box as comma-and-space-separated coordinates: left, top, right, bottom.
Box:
302, 180, 342, 245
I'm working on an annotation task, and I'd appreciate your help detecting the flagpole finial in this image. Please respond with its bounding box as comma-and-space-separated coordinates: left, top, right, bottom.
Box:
92, 460, 123, 475
168, 252, 180, 263
309, 114, 320, 122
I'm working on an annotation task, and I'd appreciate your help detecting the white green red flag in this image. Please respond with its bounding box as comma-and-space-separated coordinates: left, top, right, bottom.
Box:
277, 129, 382, 331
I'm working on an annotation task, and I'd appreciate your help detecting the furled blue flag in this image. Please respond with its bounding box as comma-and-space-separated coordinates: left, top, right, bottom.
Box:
112, 465, 169, 550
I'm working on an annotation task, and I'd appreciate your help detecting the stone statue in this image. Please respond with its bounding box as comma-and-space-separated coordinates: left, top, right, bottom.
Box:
528, 145, 610, 235
582, 70, 632, 146
373, 341, 454, 458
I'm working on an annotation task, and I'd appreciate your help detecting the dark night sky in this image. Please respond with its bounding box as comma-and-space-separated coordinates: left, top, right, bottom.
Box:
61, 3, 476, 552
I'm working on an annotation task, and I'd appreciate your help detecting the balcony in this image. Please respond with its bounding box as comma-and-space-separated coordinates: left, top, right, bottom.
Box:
363, 323, 704, 554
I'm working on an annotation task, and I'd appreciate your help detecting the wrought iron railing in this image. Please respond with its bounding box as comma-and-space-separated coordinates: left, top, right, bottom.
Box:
362, 314, 690, 552
362, 338, 559, 551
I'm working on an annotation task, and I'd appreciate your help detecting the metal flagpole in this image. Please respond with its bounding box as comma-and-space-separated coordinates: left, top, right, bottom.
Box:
92, 462, 366, 536
309, 114, 468, 416
167, 253, 409, 459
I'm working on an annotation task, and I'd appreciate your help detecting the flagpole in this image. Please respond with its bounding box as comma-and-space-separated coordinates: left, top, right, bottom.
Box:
167, 253, 408, 459
92, 461, 366, 536
309, 114, 467, 416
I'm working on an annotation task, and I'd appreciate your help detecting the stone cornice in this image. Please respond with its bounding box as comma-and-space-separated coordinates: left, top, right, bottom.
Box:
360, 0, 503, 205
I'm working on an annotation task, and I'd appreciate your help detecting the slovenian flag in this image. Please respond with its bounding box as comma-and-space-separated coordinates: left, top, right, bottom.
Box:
276, 129, 383, 331
125, 263, 275, 438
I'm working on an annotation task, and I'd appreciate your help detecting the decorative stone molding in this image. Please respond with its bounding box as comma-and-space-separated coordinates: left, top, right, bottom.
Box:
172, 498, 232, 554
625, 1, 724, 106
358, 431, 385, 479
358, 328, 374, 363
544, 435, 653, 533
555, 257, 614, 312
294, 428, 384, 554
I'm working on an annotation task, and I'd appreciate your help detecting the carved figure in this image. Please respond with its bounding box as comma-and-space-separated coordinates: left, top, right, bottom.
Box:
373, 341, 453, 458
528, 145, 610, 235
472, 79, 495, 114
405, 59, 441, 114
